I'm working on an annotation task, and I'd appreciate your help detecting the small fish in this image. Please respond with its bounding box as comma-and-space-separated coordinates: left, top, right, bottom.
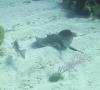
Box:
13, 40, 25, 58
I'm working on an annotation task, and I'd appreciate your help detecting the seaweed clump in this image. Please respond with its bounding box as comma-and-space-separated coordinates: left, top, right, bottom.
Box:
62, 0, 89, 17
85, 0, 100, 19
62, 0, 100, 18
48, 67, 64, 83
49, 72, 64, 82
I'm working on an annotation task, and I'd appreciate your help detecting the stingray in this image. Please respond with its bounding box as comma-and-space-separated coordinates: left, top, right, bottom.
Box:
31, 29, 82, 53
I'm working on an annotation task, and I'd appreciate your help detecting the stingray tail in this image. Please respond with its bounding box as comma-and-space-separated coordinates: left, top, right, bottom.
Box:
69, 46, 84, 54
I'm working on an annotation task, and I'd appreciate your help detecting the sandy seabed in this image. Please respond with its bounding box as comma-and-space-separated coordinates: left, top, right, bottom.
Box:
0, 0, 100, 90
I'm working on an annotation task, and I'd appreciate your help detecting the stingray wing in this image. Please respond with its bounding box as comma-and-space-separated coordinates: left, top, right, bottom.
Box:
31, 37, 49, 49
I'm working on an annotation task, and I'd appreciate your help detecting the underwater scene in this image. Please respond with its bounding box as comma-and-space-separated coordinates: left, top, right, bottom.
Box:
0, 0, 100, 90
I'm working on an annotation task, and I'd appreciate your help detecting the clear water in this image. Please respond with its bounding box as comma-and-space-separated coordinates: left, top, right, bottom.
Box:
0, 0, 100, 90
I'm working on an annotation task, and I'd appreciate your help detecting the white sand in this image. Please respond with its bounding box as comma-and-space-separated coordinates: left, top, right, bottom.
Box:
0, 0, 100, 90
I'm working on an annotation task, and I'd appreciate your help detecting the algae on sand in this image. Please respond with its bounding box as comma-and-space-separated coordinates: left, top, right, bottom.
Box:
0, 26, 4, 45
0, 26, 5, 56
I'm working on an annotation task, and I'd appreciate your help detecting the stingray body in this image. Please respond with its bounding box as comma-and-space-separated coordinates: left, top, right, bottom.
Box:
31, 30, 76, 51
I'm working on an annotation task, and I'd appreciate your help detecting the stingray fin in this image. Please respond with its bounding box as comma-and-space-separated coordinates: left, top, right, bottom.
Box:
36, 37, 40, 41
20, 49, 26, 59
47, 34, 51, 37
